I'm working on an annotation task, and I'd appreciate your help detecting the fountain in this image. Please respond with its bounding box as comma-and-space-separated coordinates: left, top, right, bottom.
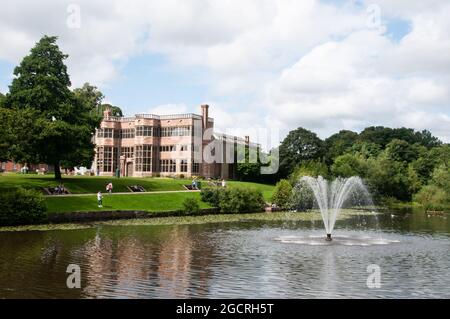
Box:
300, 176, 371, 241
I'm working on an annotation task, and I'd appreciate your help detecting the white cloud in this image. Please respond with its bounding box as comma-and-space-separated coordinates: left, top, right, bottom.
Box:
0, 0, 449, 142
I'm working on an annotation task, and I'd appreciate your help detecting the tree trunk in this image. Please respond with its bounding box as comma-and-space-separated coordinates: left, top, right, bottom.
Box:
54, 162, 62, 180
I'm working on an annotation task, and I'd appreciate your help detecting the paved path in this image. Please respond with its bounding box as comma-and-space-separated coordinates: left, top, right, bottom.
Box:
44, 189, 200, 197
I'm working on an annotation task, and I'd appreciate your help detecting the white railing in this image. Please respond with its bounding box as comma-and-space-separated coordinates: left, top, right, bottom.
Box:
104, 113, 205, 122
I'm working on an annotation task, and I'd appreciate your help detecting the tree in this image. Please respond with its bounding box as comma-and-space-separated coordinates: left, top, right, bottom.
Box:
414, 185, 447, 211
236, 145, 262, 181
365, 155, 417, 201
350, 141, 381, 158
359, 126, 441, 149
278, 127, 324, 178
289, 160, 329, 185
73, 83, 104, 110
430, 165, 450, 193
0, 92, 5, 106
3, 36, 101, 179
384, 139, 420, 163
0, 107, 12, 162
331, 154, 368, 178
324, 130, 358, 164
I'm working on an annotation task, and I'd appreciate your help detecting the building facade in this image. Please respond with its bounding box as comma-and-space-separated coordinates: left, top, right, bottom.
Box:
93, 105, 254, 179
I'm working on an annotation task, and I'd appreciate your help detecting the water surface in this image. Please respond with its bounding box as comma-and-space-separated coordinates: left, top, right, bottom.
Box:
0, 210, 449, 298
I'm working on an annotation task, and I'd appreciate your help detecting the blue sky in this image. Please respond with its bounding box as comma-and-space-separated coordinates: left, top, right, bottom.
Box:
0, 0, 449, 143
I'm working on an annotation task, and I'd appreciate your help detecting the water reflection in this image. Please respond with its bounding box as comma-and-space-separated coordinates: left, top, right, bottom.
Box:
0, 211, 449, 298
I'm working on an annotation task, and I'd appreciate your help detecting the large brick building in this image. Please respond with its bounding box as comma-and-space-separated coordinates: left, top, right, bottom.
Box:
93, 105, 255, 179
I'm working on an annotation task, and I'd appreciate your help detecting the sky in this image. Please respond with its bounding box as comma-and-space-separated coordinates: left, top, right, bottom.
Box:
0, 0, 449, 145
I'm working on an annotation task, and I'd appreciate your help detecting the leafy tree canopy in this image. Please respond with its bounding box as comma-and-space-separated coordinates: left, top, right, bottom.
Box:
324, 130, 358, 163
358, 126, 441, 149
2, 36, 101, 179
279, 127, 324, 178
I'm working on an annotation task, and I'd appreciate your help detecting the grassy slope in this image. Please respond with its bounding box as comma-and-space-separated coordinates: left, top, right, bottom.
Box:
0, 174, 191, 193
0, 174, 274, 197
45, 192, 211, 213
1, 173, 275, 213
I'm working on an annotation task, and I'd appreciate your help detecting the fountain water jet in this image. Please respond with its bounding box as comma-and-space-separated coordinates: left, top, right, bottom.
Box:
300, 176, 371, 241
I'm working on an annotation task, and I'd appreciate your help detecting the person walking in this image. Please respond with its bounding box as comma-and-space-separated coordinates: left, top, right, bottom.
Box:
221, 179, 227, 188
97, 191, 103, 208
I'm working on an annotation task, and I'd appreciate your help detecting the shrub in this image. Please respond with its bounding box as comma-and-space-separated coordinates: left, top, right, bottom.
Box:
290, 180, 315, 211
414, 185, 448, 211
217, 187, 265, 214
271, 179, 293, 209
0, 188, 47, 226
182, 197, 200, 215
179, 174, 185, 179
200, 187, 221, 207
201, 187, 265, 213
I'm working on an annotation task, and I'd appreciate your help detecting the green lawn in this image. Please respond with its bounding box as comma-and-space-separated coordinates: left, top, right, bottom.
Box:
45, 192, 211, 213
0, 173, 190, 193
0, 174, 275, 199
1, 173, 275, 213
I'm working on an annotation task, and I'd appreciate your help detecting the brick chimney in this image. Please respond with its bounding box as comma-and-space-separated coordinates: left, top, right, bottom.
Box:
201, 104, 209, 129
103, 106, 112, 118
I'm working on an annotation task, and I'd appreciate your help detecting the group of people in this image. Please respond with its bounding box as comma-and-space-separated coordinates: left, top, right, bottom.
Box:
97, 182, 113, 207
191, 177, 227, 190
54, 184, 66, 195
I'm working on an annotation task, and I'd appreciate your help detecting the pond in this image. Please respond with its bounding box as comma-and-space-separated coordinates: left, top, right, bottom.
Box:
0, 209, 449, 298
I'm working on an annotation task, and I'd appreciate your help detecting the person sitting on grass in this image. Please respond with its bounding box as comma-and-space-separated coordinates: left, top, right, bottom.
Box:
97, 191, 103, 208
191, 177, 198, 190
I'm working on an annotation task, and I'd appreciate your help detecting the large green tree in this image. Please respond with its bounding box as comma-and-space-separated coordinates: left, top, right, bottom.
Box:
3, 36, 101, 179
359, 126, 441, 149
278, 127, 324, 178
324, 130, 358, 164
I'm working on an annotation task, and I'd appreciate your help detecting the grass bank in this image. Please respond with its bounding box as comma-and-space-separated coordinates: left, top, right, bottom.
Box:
0, 174, 275, 199
45, 192, 211, 213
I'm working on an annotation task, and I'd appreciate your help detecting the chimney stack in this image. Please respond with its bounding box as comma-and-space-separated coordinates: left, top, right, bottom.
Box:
103, 106, 112, 118
201, 104, 209, 130
245, 135, 250, 145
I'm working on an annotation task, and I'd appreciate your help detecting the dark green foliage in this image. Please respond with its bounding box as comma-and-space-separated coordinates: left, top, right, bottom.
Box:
384, 139, 422, 163
350, 141, 382, 158
0, 188, 47, 226
358, 126, 441, 149
414, 185, 448, 211
324, 130, 358, 164
271, 179, 292, 209
201, 187, 265, 213
182, 197, 200, 215
279, 127, 324, 178
217, 188, 265, 213
289, 160, 329, 184
365, 156, 418, 201
236, 146, 262, 181
200, 187, 221, 207
2, 36, 101, 179
331, 154, 368, 178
